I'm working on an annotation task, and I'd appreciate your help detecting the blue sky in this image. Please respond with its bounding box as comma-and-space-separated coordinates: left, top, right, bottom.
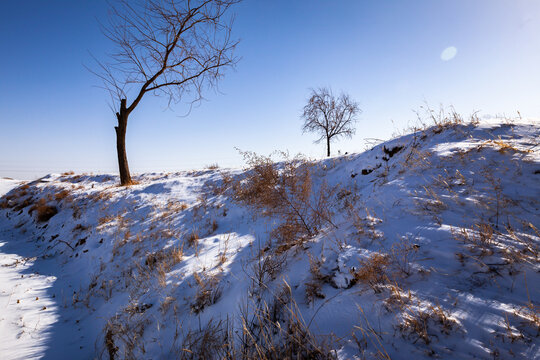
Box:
1, 0, 539, 179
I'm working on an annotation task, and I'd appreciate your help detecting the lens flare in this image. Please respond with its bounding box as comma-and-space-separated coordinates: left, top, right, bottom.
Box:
441, 46, 458, 61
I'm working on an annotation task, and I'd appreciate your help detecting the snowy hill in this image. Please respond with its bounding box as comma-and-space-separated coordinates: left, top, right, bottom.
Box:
0, 119, 539, 359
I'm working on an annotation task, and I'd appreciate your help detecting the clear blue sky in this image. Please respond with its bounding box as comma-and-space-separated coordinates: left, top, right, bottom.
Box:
1, 1, 539, 179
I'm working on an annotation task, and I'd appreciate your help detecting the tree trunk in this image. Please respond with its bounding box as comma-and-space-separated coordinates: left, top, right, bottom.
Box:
115, 99, 132, 186
326, 136, 331, 157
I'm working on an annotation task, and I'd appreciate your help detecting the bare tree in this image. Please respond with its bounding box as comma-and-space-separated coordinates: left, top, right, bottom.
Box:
93, 0, 240, 185
301, 87, 360, 157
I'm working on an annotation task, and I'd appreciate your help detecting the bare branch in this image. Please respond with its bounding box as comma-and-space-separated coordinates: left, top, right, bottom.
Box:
91, 0, 240, 114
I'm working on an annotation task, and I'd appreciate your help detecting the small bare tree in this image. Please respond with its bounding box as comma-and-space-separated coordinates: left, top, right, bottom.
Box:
301, 87, 360, 157
93, 0, 240, 185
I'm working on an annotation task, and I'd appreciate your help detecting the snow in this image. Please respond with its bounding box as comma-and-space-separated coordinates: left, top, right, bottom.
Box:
0, 120, 539, 359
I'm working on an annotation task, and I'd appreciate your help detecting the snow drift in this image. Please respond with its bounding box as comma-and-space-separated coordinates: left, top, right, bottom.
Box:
0, 119, 539, 359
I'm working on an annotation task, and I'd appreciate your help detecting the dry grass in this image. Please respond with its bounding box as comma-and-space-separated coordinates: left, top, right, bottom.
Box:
103, 315, 149, 360
187, 230, 199, 248
351, 253, 390, 293
480, 136, 533, 154
249, 247, 287, 299
54, 189, 71, 202
398, 304, 459, 345
178, 318, 234, 360
191, 272, 222, 314
29, 198, 58, 222
98, 214, 117, 226
205, 163, 220, 170
238, 281, 338, 360
352, 305, 392, 360
348, 206, 385, 245
216, 235, 230, 267
305, 254, 331, 303
145, 245, 184, 272
0, 184, 34, 210
389, 236, 420, 277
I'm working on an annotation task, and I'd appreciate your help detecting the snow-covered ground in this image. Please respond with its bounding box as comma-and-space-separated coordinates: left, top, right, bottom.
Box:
0, 120, 539, 359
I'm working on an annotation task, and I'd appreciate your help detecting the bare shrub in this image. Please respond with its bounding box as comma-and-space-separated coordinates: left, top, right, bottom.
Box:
232, 151, 335, 251
390, 236, 420, 277
29, 198, 58, 222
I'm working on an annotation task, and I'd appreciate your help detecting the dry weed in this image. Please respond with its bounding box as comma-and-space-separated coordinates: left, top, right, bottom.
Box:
191, 272, 222, 313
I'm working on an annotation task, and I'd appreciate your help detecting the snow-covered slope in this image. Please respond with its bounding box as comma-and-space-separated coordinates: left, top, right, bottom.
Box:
0, 120, 539, 359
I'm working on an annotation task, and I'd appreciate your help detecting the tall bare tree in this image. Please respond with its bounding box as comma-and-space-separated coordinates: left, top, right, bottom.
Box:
93, 0, 240, 185
301, 87, 360, 157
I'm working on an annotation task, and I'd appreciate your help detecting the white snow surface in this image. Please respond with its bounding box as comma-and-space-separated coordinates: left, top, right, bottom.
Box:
0, 121, 539, 359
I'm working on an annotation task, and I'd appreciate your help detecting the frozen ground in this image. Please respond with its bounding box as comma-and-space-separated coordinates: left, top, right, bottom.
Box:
0, 119, 539, 359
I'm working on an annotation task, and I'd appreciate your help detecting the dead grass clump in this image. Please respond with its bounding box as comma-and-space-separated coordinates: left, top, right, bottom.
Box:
205, 163, 219, 170
12, 197, 35, 212
54, 189, 71, 202
453, 222, 497, 257
88, 190, 113, 203
413, 105, 477, 135
505, 222, 539, 263
145, 245, 184, 272
179, 319, 233, 360
191, 272, 222, 313
29, 198, 58, 222
305, 255, 331, 303
480, 136, 533, 154
250, 248, 287, 298
383, 284, 412, 312
232, 151, 335, 251
73, 223, 88, 232
514, 302, 540, 338
103, 315, 148, 360
216, 235, 230, 267
160, 296, 176, 314
239, 282, 338, 360
413, 185, 448, 213
389, 236, 420, 277
348, 206, 385, 245
398, 304, 459, 345
351, 253, 390, 292
1, 185, 34, 210
98, 214, 116, 226
178, 202, 188, 211
187, 230, 199, 247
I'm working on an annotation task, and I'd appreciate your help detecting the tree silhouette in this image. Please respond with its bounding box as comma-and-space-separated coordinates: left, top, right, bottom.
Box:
301, 87, 360, 157
93, 0, 240, 185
